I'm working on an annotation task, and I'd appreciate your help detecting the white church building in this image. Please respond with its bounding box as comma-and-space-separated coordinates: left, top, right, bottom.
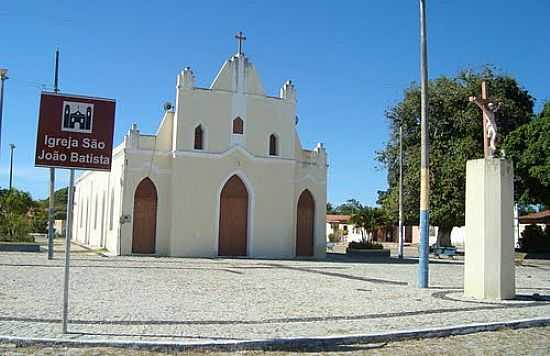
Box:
72, 44, 328, 258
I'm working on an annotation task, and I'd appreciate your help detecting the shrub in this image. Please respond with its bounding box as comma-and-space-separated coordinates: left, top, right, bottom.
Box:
0, 214, 33, 242
328, 233, 340, 243
0, 189, 35, 242
30, 208, 48, 234
348, 240, 384, 250
519, 224, 550, 252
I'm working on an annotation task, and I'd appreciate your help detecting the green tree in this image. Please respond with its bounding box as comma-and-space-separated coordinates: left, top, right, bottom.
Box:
37, 187, 68, 219
31, 208, 49, 234
336, 199, 362, 215
378, 68, 533, 246
0, 189, 35, 241
503, 101, 550, 208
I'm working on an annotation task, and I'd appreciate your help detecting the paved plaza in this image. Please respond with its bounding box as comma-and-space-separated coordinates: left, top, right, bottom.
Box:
1, 242, 550, 346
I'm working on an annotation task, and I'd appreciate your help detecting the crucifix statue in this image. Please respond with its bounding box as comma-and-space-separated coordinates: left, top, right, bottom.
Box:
469, 81, 501, 158
235, 31, 246, 55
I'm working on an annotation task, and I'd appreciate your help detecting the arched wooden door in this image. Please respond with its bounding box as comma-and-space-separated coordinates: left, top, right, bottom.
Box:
296, 189, 315, 257
218, 175, 248, 256
132, 178, 157, 254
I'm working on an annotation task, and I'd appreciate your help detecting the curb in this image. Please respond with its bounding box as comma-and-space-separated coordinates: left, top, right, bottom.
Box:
70, 240, 109, 257
1, 317, 550, 351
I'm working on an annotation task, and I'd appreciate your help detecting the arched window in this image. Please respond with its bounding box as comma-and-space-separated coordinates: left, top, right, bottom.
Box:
269, 134, 278, 156
194, 125, 204, 150
232, 117, 244, 134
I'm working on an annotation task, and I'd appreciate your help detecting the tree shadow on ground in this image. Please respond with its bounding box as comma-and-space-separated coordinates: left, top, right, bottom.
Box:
265, 342, 389, 353
325, 253, 463, 265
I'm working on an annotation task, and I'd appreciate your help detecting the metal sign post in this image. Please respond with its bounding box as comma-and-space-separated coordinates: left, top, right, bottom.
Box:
35, 91, 115, 333
62, 168, 75, 333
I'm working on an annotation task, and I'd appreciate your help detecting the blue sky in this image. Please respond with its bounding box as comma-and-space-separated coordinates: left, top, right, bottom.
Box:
1, 0, 549, 205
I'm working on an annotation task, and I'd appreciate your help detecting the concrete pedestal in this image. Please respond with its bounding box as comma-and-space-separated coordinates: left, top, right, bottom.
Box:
464, 158, 515, 300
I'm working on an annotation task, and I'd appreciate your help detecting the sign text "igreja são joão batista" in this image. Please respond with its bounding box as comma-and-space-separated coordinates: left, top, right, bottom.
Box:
37, 135, 111, 165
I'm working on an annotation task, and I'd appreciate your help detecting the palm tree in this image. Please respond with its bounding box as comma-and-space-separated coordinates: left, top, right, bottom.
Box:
350, 206, 385, 242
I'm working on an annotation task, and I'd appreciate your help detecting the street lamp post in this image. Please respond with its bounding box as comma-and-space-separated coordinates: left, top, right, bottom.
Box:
0, 68, 8, 162
8, 144, 15, 190
398, 126, 404, 258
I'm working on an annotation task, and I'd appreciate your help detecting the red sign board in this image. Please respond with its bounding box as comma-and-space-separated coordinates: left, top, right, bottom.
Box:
35, 92, 116, 171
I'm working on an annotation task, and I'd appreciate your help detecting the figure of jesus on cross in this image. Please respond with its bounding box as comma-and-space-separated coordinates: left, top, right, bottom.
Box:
469, 81, 501, 158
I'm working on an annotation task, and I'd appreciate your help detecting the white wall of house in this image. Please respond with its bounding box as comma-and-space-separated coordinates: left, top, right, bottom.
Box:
326, 222, 363, 243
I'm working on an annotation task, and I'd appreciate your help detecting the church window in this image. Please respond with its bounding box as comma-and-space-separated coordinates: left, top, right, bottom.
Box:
233, 117, 244, 134
194, 125, 204, 150
269, 134, 278, 156
109, 189, 115, 231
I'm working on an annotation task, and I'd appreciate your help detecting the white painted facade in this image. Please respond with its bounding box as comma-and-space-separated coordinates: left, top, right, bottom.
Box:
325, 216, 364, 243
72, 51, 328, 258
326, 222, 364, 243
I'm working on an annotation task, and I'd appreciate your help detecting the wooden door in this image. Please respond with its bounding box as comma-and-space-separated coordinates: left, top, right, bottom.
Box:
132, 178, 157, 254
218, 175, 248, 256
296, 189, 314, 257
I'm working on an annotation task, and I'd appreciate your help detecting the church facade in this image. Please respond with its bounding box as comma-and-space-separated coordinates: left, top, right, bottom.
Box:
72, 49, 328, 258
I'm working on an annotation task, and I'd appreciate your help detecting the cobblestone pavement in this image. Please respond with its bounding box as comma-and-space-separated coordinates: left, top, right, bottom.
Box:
2, 326, 550, 355
1, 245, 550, 344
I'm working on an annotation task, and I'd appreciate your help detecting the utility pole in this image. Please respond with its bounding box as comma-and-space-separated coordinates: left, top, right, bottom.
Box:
0, 68, 8, 164
48, 49, 59, 260
418, 0, 430, 288
8, 144, 15, 189
398, 126, 404, 258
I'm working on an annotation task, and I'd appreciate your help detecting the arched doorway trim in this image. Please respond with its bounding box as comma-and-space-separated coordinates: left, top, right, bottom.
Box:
132, 177, 158, 254
215, 171, 255, 256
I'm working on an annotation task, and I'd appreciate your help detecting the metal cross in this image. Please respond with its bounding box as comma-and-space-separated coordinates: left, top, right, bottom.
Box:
235, 32, 246, 55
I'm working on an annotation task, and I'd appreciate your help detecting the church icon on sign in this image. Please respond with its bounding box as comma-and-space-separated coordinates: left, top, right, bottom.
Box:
61, 101, 94, 133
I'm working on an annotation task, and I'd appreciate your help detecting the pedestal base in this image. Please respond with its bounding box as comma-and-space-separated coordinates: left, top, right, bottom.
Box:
464, 158, 515, 300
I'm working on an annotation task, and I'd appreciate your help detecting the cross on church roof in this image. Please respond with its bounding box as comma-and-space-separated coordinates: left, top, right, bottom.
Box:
235, 31, 246, 55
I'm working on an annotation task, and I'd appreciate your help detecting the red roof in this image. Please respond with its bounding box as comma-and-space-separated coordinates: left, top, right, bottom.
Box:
326, 214, 352, 223
519, 210, 550, 224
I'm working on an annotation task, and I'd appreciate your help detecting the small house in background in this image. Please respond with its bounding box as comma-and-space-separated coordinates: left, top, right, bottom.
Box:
518, 210, 550, 246
519, 210, 550, 227
326, 215, 363, 243
54, 219, 66, 236
410, 226, 464, 246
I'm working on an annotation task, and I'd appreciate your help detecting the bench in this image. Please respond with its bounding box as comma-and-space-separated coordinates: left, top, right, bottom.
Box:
432, 246, 457, 259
